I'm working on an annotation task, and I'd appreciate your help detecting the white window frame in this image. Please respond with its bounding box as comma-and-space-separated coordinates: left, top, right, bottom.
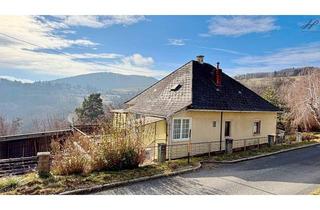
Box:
172, 117, 192, 142
253, 120, 261, 135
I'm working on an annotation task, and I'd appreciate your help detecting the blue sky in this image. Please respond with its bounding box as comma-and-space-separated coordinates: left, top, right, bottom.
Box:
0, 15, 320, 82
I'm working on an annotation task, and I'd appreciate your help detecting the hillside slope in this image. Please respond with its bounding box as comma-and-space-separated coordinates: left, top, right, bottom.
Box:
235, 67, 320, 94
51, 72, 157, 91
0, 72, 157, 133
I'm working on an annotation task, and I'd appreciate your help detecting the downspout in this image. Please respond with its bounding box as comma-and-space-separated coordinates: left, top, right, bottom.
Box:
219, 112, 223, 151
166, 117, 171, 160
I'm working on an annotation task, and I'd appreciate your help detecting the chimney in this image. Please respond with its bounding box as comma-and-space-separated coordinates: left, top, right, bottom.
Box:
215, 62, 222, 86
196, 55, 204, 64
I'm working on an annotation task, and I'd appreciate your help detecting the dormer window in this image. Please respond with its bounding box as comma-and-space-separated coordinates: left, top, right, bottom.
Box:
170, 84, 182, 91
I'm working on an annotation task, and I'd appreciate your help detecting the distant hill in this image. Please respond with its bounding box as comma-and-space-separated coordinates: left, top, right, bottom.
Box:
234, 67, 320, 80
0, 72, 157, 133
50, 72, 158, 91
235, 66, 320, 95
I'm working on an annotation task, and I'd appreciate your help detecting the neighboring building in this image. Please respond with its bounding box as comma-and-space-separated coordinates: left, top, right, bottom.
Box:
112, 56, 280, 159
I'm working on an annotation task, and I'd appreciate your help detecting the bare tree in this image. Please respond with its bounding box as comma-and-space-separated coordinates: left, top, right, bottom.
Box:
282, 72, 320, 130
0, 115, 22, 136
31, 114, 70, 132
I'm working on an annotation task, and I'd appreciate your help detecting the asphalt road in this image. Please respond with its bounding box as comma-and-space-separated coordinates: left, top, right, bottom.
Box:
95, 145, 320, 195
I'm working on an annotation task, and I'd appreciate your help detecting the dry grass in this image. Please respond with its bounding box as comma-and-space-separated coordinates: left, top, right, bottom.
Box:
51, 120, 147, 175
311, 188, 320, 195
214, 140, 317, 161
0, 157, 200, 195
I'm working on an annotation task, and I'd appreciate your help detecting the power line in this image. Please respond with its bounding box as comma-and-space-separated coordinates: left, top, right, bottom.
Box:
0, 32, 108, 68
0, 31, 159, 76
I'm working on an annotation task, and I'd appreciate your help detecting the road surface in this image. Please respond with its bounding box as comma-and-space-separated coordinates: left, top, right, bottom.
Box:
95, 145, 320, 195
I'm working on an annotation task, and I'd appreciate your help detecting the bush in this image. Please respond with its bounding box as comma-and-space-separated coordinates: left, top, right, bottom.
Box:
0, 177, 18, 192
98, 122, 146, 171
302, 133, 318, 141
167, 162, 178, 170
51, 120, 146, 175
51, 133, 93, 175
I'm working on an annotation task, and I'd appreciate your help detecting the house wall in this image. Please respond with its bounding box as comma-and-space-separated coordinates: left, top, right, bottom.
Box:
168, 110, 277, 159
142, 120, 167, 146
112, 112, 127, 128
112, 112, 167, 162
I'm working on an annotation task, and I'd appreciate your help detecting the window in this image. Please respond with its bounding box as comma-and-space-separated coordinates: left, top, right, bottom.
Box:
170, 84, 182, 91
212, 121, 217, 127
224, 121, 231, 137
253, 121, 261, 135
172, 118, 191, 140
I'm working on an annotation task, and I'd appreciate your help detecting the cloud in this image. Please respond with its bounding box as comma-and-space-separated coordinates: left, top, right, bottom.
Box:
0, 16, 97, 50
0, 16, 164, 78
229, 42, 320, 75
167, 38, 187, 46
121, 53, 154, 67
54, 15, 146, 28
205, 16, 279, 37
197, 46, 247, 56
69, 53, 123, 59
0, 75, 33, 83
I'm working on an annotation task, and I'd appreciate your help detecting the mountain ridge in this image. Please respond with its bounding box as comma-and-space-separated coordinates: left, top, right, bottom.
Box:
234, 66, 320, 80
50, 72, 158, 91
0, 72, 158, 133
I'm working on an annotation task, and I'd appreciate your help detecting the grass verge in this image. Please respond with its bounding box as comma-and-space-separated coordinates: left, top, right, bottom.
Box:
214, 140, 318, 162
311, 188, 320, 195
0, 157, 201, 195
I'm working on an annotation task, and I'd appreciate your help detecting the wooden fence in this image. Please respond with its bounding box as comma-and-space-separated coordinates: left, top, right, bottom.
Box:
0, 129, 73, 159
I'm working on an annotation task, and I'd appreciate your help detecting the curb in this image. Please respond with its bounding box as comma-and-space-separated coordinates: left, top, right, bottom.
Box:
60, 162, 202, 195
204, 142, 320, 164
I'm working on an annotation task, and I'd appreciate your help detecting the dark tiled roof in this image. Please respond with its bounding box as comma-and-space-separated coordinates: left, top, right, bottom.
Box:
190, 61, 280, 112
125, 60, 280, 117
125, 61, 193, 117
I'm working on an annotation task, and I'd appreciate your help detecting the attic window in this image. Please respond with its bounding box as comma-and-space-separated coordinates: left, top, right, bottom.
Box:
171, 84, 182, 91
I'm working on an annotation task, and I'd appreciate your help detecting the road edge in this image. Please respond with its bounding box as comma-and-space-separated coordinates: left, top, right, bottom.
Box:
60, 162, 202, 195
205, 142, 320, 164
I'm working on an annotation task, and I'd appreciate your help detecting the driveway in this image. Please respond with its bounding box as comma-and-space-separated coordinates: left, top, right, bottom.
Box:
95, 145, 320, 195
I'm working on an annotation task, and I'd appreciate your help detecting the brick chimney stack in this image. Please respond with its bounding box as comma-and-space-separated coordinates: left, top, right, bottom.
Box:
215, 62, 222, 86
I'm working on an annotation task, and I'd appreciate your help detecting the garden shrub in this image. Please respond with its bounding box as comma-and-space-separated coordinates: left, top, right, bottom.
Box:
302, 133, 318, 141
51, 120, 147, 175
98, 122, 146, 171
51, 133, 92, 175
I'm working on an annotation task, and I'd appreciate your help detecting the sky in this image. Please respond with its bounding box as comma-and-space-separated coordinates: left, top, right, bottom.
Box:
0, 15, 320, 82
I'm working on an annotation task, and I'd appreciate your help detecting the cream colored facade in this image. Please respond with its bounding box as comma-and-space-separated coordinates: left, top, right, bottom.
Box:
113, 109, 277, 159
171, 110, 277, 143
167, 110, 277, 158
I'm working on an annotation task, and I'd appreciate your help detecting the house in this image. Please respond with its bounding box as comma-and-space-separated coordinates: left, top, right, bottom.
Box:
112, 56, 280, 159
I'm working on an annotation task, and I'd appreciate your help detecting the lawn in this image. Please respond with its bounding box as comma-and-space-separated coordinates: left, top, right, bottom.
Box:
0, 157, 201, 195
311, 188, 320, 195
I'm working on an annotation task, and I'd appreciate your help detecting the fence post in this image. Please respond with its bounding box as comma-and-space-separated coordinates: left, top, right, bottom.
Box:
187, 142, 191, 164
37, 152, 51, 177
268, 135, 275, 147
296, 132, 302, 143
244, 139, 247, 151
225, 137, 233, 154
157, 143, 167, 163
